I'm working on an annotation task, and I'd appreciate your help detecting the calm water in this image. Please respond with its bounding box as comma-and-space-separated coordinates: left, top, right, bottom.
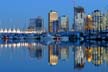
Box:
0, 40, 108, 72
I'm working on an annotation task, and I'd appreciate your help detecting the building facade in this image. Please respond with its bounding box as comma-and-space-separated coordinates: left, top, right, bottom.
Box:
59, 15, 69, 32
73, 6, 86, 32
85, 15, 93, 31
105, 12, 108, 30
28, 16, 44, 32
92, 10, 104, 31
28, 18, 36, 31
48, 10, 59, 33
35, 16, 44, 31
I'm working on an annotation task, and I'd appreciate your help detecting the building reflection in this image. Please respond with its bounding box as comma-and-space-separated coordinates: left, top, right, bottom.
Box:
59, 46, 69, 61
0, 41, 108, 69
92, 46, 104, 66
48, 44, 59, 66
85, 47, 93, 63
72, 43, 108, 69
48, 44, 69, 66
74, 46, 86, 69
28, 43, 44, 60
84, 45, 105, 67
104, 47, 108, 64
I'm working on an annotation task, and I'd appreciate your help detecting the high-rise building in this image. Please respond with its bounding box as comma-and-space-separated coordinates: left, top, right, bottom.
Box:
85, 15, 93, 31
35, 16, 44, 31
28, 18, 36, 31
48, 10, 59, 33
73, 6, 86, 32
59, 15, 69, 32
102, 14, 107, 30
28, 16, 44, 32
52, 20, 59, 33
105, 12, 108, 29
92, 10, 103, 31
101, 13, 106, 31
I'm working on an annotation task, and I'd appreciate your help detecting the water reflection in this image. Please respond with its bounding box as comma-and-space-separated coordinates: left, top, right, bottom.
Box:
0, 40, 108, 71
28, 43, 43, 60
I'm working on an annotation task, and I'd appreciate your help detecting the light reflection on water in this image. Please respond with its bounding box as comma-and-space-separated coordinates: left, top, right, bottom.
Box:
0, 40, 108, 72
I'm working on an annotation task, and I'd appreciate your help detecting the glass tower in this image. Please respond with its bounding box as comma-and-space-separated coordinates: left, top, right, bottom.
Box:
59, 15, 69, 32
73, 6, 86, 32
48, 10, 58, 33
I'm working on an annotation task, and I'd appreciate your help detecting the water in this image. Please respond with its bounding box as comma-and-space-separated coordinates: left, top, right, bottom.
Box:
0, 40, 108, 72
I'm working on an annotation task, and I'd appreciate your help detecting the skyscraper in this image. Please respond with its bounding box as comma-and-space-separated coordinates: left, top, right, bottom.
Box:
52, 20, 59, 33
85, 15, 93, 31
28, 16, 44, 32
105, 11, 108, 29
102, 14, 107, 30
92, 10, 103, 31
48, 10, 58, 33
35, 16, 44, 32
73, 6, 86, 32
28, 18, 36, 31
59, 15, 69, 32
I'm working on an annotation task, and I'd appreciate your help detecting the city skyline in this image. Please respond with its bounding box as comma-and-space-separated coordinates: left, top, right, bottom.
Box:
0, 0, 108, 72
0, 7, 108, 32
0, 0, 108, 29
27, 7, 108, 32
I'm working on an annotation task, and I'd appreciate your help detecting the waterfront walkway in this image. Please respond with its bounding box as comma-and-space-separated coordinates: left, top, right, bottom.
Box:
0, 28, 108, 41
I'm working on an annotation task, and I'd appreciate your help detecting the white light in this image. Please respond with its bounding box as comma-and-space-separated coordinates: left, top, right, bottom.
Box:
13, 43, 17, 48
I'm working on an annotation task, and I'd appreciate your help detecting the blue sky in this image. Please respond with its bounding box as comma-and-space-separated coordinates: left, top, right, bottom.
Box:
0, 0, 108, 29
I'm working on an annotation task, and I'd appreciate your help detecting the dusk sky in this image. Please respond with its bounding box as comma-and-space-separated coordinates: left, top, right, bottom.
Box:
0, 0, 108, 29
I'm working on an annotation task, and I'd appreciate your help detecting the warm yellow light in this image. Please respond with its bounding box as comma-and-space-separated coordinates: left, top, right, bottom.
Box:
50, 55, 58, 66
87, 15, 92, 19
88, 56, 92, 62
